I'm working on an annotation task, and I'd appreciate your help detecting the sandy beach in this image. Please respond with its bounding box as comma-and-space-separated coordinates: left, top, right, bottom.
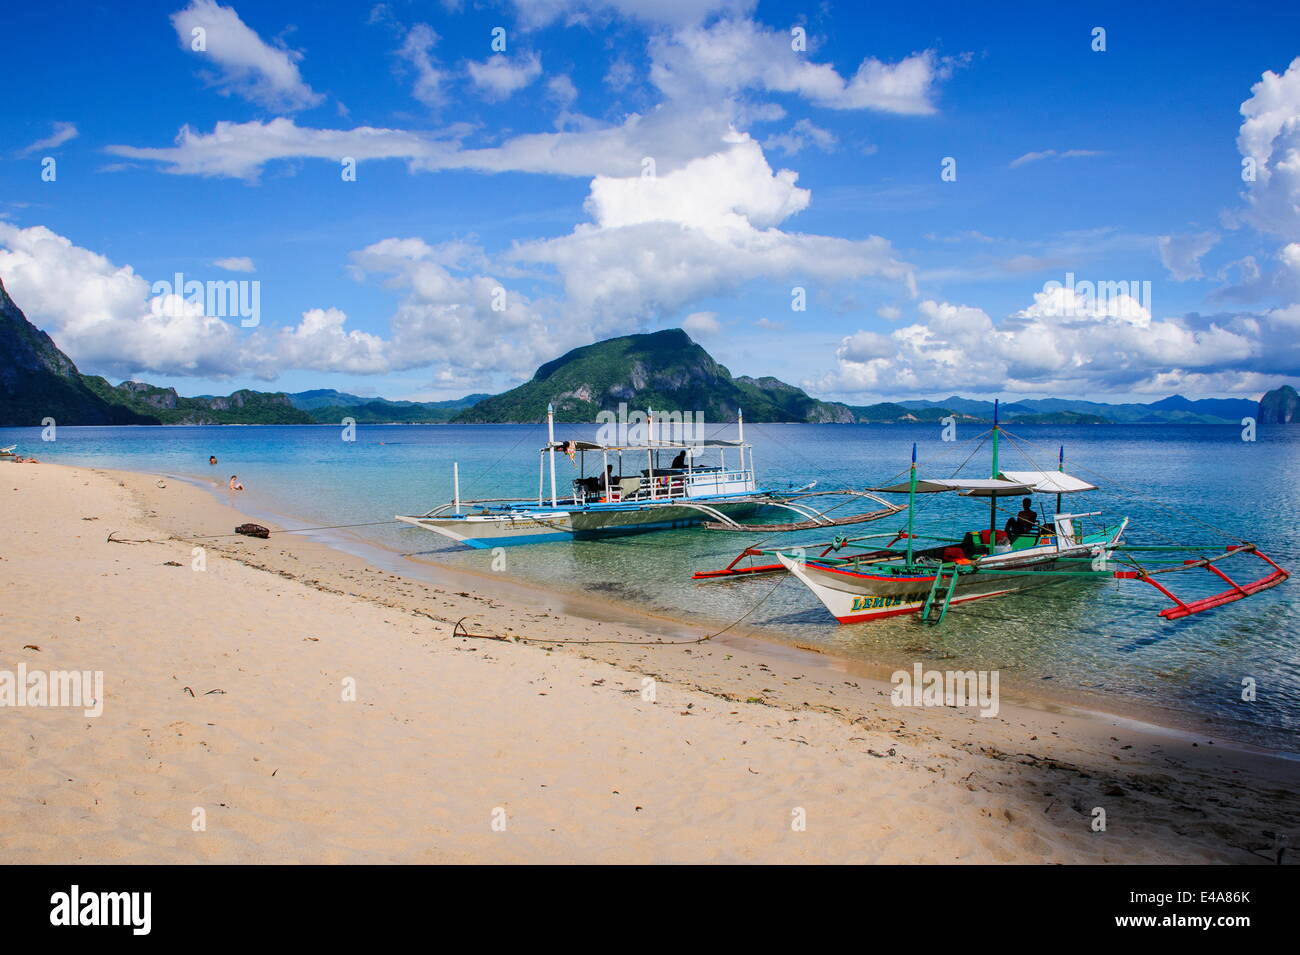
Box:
1, 460, 1296, 864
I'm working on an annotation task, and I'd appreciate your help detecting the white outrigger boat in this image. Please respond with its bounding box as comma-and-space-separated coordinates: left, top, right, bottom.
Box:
396, 405, 904, 549
697, 403, 1288, 625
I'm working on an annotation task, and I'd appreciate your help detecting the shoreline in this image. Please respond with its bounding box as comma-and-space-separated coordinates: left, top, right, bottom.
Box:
164, 463, 1300, 761
2, 460, 1297, 863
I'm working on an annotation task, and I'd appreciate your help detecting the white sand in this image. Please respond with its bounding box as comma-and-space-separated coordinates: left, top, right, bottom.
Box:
0, 462, 1295, 863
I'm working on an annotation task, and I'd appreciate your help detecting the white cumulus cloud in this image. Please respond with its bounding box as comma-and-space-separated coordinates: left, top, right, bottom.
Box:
19, 122, 78, 157
813, 288, 1266, 397
1234, 57, 1300, 245
467, 52, 543, 101
0, 222, 244, 378
650, 19, 962, 115
681, 311, 721, 336
1157, 232, 1219, 281
396, 23, 447, 107
511, 134, 915, 335
170, 0, 323, 111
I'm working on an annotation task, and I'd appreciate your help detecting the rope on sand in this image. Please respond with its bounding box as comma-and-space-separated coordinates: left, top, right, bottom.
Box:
105, 519, 405, 546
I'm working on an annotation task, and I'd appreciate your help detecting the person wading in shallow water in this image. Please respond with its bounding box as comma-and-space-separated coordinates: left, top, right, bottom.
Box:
229, 475, 244, 491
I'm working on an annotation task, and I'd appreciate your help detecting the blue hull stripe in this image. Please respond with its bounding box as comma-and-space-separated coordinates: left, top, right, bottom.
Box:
460, 516, 721, 548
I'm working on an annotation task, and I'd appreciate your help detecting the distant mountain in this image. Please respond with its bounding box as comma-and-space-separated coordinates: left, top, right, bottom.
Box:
846, 402, 986, 423
81, 378, 312, 425
896, 396, 1036, 418
288, 389, 489, 412
290, 390, 490, 423
454, 329, 852, 424
1258, 385, 1299, 424
0, 277, 310, 426
1006, 410, 1110, 425
897, 394, 1257, 424
288, 388, 371, 411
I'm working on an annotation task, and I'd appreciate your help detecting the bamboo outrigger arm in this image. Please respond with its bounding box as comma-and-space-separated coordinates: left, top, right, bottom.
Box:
694, 490, 906, 532
416, 498, 540, 518
1113, 543, 1290, 619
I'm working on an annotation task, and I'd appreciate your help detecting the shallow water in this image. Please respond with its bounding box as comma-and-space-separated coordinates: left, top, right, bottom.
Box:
5, 420, 1297, 750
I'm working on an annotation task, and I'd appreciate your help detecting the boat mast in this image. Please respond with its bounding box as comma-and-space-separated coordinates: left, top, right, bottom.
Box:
738, 407, 745, 477
906, 442, 918, 566
547, 402, 558, 507
453, 461, 461, 515
1056, 445, 1064, 517
647, 408, 655, 500
988, 398, 1000, 535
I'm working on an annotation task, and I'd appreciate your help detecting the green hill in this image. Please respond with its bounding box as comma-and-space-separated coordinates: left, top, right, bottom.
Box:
0, 277, 154, 425
454, 329, 853, 423
0, 276, 310, 426
80, 377, 312, 425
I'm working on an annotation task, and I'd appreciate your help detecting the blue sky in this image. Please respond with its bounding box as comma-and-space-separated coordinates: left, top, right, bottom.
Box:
3, 0, 1299, 403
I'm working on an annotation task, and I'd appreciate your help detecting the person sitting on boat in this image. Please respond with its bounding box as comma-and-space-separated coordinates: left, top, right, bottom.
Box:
670, 449, 688, 469
1005, 497, 1040, 541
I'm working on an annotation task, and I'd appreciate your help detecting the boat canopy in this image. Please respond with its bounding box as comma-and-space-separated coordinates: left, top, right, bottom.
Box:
961, 470, 1097, 496
872, 477, 1037, 495
542, 439, 745, 452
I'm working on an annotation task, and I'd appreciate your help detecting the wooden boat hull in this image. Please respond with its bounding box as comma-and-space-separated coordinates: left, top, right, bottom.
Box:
778, 557, 1065, 622
777, 529, 1124, 623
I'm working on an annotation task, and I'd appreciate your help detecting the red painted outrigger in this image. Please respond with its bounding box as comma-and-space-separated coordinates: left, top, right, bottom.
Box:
1115, 544, 1290, 620
692, 532, 909, 580
691, 421, 1290, 626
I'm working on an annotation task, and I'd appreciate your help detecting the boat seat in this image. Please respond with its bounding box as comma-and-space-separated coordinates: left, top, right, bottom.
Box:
961, 529, 1009, 556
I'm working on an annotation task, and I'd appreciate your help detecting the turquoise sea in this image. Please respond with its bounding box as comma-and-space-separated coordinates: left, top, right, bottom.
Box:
4, 421, 1297, 751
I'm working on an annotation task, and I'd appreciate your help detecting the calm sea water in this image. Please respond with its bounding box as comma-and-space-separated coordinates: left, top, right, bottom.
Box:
5, 420, 1297, 750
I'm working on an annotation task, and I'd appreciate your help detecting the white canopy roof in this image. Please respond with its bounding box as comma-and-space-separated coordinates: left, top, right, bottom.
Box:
980, 470, 1096, 495
873, 477, 1037, 495
544, 439, 743, 452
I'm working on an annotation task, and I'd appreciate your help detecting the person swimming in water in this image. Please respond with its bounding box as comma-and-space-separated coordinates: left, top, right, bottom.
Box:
209, 455, 218, 465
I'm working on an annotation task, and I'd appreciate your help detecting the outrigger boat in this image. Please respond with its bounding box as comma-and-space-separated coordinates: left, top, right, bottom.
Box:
396, 405, 904, 548
696, 402, 1289, 625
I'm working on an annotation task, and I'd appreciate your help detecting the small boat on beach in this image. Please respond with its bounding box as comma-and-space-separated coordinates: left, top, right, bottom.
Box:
697, 402, 1289, 625
396, 405, 903, 548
